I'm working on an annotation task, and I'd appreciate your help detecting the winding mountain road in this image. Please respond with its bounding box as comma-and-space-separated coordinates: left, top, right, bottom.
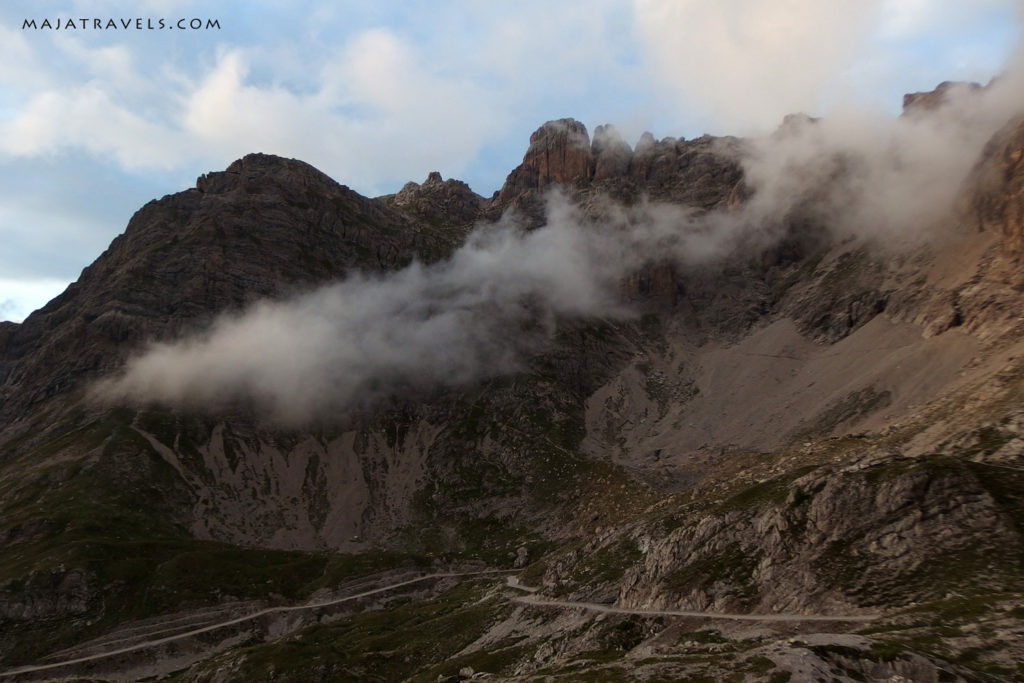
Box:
0, 569, 516, 679
504, 576, 878, 622
512, 594, 879, 622
1, 570, 879, 679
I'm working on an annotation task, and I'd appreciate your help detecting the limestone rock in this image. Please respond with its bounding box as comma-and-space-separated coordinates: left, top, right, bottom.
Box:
498, 118, 593, 201
0, 153, 461, 426
962, 116, 1024, 257
388, 172, 483, 229
591, 124, 632, 180
902, 80, 982, 115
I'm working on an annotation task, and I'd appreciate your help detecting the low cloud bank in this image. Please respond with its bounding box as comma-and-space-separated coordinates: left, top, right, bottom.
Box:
94, 65, 1024, 422
92, 197, 701, 422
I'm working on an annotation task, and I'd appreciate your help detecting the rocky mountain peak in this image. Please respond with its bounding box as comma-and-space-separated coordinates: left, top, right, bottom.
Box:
498, 118, 594, 201
389, 171, 483, 227
495, 118, 743, 215
195, 152, 343, 196
963, 114, 1024, 258
0, 154, 463, 424
902, 80, 982, 115
591, 124, 633, 180
773, 112, 820, 139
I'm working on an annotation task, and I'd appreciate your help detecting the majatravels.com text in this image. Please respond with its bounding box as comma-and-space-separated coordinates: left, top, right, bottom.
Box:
23, 18, 220, 31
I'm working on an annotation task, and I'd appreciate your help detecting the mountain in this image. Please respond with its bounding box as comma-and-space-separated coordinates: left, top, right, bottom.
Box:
1, 83, 1024, 681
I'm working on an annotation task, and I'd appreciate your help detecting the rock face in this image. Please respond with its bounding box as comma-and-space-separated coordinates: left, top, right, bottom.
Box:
618, 263, 678, 302
498, 118, 594, 201
0, 154, 461, 428
902, 80, 982, 115
0, 569, 96, 621
607, 455, 1017, 614
964, 116, 1024, 257
591, 124, 633, 181
496, 119, 743, 211
387, 171, 483, 229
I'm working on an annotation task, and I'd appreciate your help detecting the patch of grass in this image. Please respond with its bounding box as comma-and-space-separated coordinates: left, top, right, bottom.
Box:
596, 616, 649, 652
563, 537, 643, 590
681, 629, 729, 645
969, 462, 1024, 546
663, 543, 761, 606
578, 649, 627, 662
415, 638, 531, 682
519, 558, 548, 585
715, 465, 819, 513
863, 454, 966, 486
187, 580, 511, 682
743, 655, 776, 674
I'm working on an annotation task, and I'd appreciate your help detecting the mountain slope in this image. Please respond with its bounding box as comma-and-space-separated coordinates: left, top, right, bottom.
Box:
1, 87, 1024, 681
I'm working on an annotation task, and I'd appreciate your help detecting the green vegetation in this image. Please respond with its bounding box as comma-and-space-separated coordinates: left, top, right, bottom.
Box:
548, 537, 643, 595
862, 453, 965, 486
681, 629, 728, 645
179, 580, 514, 682
715, 465, 819, 513
663, 543, 760, 606
0, 411, 432, 665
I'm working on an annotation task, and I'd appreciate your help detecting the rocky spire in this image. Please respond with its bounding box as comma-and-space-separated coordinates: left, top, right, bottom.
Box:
498, 118, 594, 201
591, 124, 633, 181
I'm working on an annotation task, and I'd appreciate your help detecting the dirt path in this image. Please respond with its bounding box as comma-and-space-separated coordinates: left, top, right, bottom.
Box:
2, 569, 881, 678
509, 591, 880, 623
0, 569, 517, 678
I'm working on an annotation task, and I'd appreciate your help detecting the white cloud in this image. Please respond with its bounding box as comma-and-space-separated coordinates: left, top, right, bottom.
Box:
183, 31, 507, 192
632, 0, 1021, 134
0, 278, 69, 323
633, 0, 880, 133
1, 19, 512, 192
0, 86, 186, 168
878, 0, 1020, 40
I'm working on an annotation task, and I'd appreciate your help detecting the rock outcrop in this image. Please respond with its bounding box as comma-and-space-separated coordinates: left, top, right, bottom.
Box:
591, 124, 632, 181
495, 119, 743, 211
387, 171, 483, 230
498, 118, 594, 201
902, 80, 982, 115
0, 154, 461, 428
964, 115, 1024, 257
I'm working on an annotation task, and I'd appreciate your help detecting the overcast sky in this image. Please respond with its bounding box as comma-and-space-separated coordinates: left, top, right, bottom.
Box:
1, 0, 1021, 323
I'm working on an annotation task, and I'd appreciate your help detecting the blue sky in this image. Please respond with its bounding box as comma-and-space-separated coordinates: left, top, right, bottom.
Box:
1, 0, 1021, 322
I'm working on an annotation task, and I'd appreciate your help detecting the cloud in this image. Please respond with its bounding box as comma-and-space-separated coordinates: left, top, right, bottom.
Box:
93, 55, 1024, 422
93, 196, 651, 422
632, 0, 1022, 134
0, 278, 69, 323
737, 58, 1024, 246
633, 0, 879, 134
0, 27, 510, 194
182, 31, 507, 192
0, 86, 187, 168
876, 0, 1020, 41
0, 16, 513, 193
